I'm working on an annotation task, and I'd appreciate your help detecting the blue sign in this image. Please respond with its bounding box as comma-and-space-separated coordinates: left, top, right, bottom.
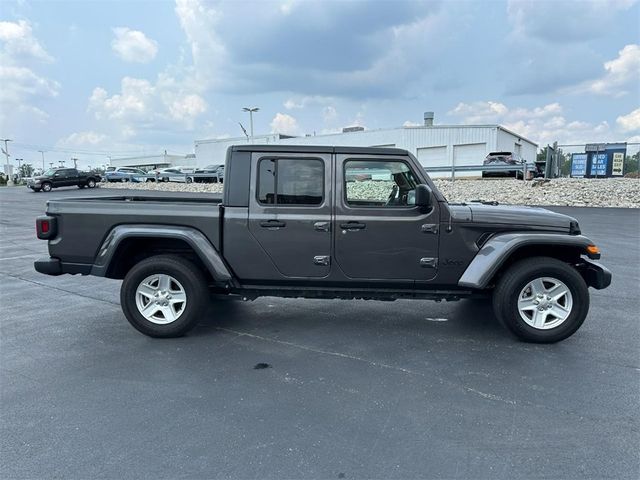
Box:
590, 153, 608, 176
571, 153, 588, 177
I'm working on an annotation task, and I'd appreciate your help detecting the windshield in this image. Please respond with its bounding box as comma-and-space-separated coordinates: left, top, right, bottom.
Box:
42, 169, 56, 176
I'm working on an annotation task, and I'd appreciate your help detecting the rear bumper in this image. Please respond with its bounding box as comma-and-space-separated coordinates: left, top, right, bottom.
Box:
579, 258, 612, 290
34, 257, 92, 276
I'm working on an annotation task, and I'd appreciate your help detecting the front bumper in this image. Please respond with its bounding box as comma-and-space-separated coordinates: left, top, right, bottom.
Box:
578, 258, 612, 290
34, 257, 92, 276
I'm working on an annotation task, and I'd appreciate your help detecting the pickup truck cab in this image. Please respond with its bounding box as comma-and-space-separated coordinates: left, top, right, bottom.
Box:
34, 145, 611, 342
27, 168, 101, 192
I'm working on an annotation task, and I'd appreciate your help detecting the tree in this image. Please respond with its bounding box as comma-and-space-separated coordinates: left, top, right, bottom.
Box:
19, 163, 34, 178
624, 152, 639, 175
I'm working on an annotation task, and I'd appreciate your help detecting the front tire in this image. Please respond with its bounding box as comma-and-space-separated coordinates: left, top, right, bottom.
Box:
492, 257, 589, 343
120, 255, 209, 338
41, 182, 52, 192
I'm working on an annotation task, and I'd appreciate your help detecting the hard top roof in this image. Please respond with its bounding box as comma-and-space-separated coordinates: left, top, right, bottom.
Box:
231, 144, 410, 155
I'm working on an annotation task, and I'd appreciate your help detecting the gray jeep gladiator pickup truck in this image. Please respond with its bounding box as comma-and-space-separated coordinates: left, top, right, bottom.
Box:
34, 145, 611, 342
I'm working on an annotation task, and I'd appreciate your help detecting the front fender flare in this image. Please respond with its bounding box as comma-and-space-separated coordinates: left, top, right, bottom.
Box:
458, 233, 593, 289
90, 224, 233, 284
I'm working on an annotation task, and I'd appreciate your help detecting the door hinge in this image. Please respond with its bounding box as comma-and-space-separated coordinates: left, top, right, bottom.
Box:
421, 224, 439, 234
420, 257, 438, 268
314, 255, 330, 266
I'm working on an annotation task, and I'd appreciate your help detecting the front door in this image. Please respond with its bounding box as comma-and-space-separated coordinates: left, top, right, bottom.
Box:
248, 152, 332, 278
334, 155, 440, 282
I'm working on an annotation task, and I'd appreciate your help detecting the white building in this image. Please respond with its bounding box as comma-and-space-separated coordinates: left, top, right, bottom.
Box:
195, 115, 538, 177
109, 153, 196, 170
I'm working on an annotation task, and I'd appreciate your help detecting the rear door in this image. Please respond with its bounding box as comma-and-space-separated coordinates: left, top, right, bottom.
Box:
248, 152, 332, 278
65, 168, 79, 186
334, 154, 440, 282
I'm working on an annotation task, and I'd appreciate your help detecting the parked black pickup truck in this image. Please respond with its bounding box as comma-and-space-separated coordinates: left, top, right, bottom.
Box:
27, 168, 101, 192
34, 145, 611, 342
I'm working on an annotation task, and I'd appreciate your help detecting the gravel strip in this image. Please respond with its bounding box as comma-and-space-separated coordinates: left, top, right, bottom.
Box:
101, 177, 640, 208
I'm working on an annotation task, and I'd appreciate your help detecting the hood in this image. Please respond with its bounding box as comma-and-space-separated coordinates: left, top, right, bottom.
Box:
467, 203, 577, 231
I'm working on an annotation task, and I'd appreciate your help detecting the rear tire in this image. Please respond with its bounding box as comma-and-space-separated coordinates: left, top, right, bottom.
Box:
87, 178, 96, 188
120, 255, 209, 338
492, 257, 589, 343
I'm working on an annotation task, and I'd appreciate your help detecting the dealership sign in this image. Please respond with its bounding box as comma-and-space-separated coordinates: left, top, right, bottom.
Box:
612, 152, 624, 176
571, 153, 588, 177
590, 153, 608, 176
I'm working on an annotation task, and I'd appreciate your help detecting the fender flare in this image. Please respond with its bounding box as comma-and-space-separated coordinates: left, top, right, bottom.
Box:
90, 224, 234, 284
458, 233, 594, 289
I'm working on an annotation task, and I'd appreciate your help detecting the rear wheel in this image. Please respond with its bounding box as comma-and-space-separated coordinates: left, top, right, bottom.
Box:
493, 257, 589, 343
87, 178, 96, 188
121, 255, 209, 338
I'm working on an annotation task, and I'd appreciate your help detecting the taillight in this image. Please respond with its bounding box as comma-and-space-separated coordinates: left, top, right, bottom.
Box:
36, 216, 56, 240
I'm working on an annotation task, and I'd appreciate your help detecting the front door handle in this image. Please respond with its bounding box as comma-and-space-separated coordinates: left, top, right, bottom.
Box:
340, 221, 366, 231
260, 220, 286, 229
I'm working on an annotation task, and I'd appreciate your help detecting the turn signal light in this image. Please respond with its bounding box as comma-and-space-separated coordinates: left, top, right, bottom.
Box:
586, 245, 600, 254
586, 245, 601, 259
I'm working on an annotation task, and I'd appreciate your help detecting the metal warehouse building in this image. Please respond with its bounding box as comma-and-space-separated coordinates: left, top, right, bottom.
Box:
195, 114, 538, 177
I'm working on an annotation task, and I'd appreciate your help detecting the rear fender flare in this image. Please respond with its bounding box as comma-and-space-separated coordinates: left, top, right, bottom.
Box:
458, 233, 594, 289
90, 224, 233, 285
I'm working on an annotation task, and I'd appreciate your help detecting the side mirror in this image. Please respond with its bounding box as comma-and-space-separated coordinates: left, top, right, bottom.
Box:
415, 184, 432, 208
53, 173, 60, 177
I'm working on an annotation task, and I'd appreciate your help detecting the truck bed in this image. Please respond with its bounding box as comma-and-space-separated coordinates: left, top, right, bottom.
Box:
46, 194, 222, 265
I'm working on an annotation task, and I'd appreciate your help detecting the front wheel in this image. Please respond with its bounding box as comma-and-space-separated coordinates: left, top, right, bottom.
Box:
120, 255, 209, 337
41, 182, 52, 192
492, 257, 589, 343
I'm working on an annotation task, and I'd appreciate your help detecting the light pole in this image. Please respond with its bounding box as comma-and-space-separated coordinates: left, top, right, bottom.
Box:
38, 150, 46, 170
1, 138, 13, 185
242, 107, 259, 143
15, 158, 23, 179
71, 157, 78, 169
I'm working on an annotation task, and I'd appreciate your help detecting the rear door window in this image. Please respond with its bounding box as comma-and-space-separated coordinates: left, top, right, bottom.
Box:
258, 158, 324, 206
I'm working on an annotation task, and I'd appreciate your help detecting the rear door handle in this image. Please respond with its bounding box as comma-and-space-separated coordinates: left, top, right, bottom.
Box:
260, 220, 286, 229
340, 221, 366, 231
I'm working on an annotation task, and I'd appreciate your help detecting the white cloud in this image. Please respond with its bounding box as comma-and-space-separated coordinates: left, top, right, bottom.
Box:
617, 108, 640, 132
507, 0, 637, 43
0, 19, 53, 62
446, 100, 635, 145
322, 106, 337, 123
403, 120, 422, 127
174, 0, 226, 89
283, 95, 334, 110
572, 44, 640, 97
111, 27, 158, 63
58, 131, 109, 147
270, 112, 300, 135
0, 20, 58, 130
88, 75, 207, 132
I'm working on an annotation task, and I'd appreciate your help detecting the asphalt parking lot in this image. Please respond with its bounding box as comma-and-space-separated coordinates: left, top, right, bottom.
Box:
1, 186, 639, 479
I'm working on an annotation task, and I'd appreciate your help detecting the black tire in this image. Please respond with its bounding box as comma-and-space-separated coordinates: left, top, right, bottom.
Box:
87, 178, 96, 188
492, 257, 589, 343
186, 177, 193, 184
41, 182, 52, 192
162, 177, 169, 183
121, 255, 209, 338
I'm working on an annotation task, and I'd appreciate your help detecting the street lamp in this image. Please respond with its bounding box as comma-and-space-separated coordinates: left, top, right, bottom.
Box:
242, 107, 259, 143
1, 138, 13, 185
38, 150, 46, 170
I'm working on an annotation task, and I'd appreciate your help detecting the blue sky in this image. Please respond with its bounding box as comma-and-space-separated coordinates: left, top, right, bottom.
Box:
1, 0, 639, 169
